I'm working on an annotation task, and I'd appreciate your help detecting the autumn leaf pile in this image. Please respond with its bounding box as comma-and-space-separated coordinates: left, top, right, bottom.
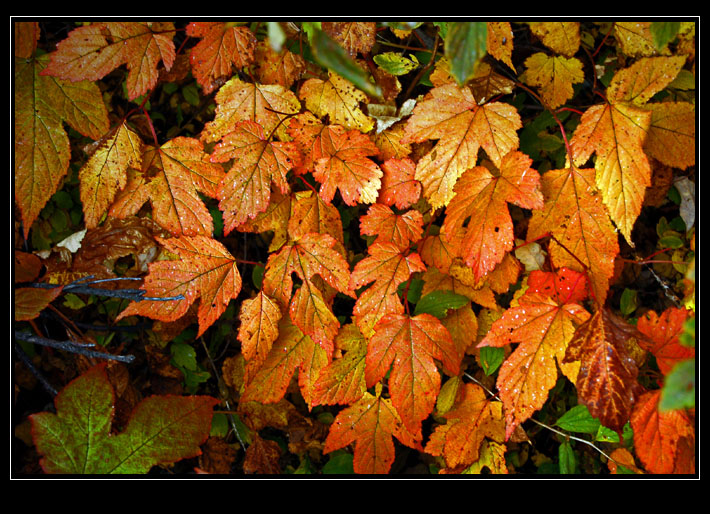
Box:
13, 20, 696, 475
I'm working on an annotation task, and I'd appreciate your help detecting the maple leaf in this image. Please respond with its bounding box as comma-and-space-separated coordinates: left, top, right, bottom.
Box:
14, 52, 109, 237
111, 137, 224, 237
287, 190, 344, 244
487, 22, 514, 69
200, 77, 301, 145
425, 383, 505, 469
528, 22, 580, 57
636, 307, 695, 376
478, 268, 591, 439
240, 319, 330, 410
630, 389, 695, 474
311, 323, 368, 406
261, 232, 353, 350
349, 242, 426, 337
377, 157, 422, 209
563, 308, 648, 436
441, 150, 543, 281
527, 166, 620, 305
185, 22, 257, 94
322, 22, 376, 57
254, 40, 306, 89
41, 22, 176, 101
367, 312, 460, 435
210, 120, 301, 235
237, 291, 283, 380
359, 204, 423, 251
523, 53, 584, 109
117, 234, 241, 337
643, 101, 696, 170
313, 127, 383, 206
323, 386, 420, 474
299, 72, 374, 133
79, 122, 143, 229
30, 363, 218, 474
401, 82, 523, 209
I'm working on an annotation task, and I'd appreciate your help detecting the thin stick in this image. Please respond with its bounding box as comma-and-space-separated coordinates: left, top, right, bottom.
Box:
15, 332, 135, 364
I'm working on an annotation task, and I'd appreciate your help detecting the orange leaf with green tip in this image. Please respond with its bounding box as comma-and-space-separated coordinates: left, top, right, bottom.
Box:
30, 363, 218, 474
14, 52, 109, 237
478, 268, 591, 439
117, 234, 241, 337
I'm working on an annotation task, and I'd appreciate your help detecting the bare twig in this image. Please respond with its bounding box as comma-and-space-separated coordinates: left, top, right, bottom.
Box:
14, 332, 135, 364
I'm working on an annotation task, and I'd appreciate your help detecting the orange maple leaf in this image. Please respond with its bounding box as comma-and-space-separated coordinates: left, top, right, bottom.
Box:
401, 82, 523, 209
425, 382, 505, 469
636, 307, 695, 376
630, 389, 695, 474
313, 127, 383, 206
367, 313, 460, 435
323, 386, 420, 474
359, 204, 423, 251
478, 268, 591, 439
441, 150, 543, 281
349, 242, 426, 337
377, 157, 422, 209
185, 22, 256, 94
210, 120, 301, 235
200, 77, 301, 145
299, 72, 374, 133
527, 166, 620, 305
261, 232, 353, 351
237, 291, 282, 381
240, 319, 330, 410
117, 235, 241, 337
523, 52, 584, 110
41, 22, 176, 101
564, 308, 648, 436
112, 137, 224, 237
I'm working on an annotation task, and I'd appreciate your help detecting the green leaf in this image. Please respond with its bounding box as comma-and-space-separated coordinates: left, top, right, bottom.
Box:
308, 27, 382, 99
558, 440, 577, 474
444, 22, 487, 85
30, 363, 218, 474
555, 405, 600, 434
595, 422, 633, 443
619, 288, 638, 316
373, 52, 419, 76
171, 342, 198, 370
479, 346, 505, 376
322, 450, 355, 474
650, 21, 680, 50
413, 290, 469, 319
659, 358, 695, 411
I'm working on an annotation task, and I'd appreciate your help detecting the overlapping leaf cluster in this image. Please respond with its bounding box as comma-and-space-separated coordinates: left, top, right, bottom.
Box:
13, 20, 696, 475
